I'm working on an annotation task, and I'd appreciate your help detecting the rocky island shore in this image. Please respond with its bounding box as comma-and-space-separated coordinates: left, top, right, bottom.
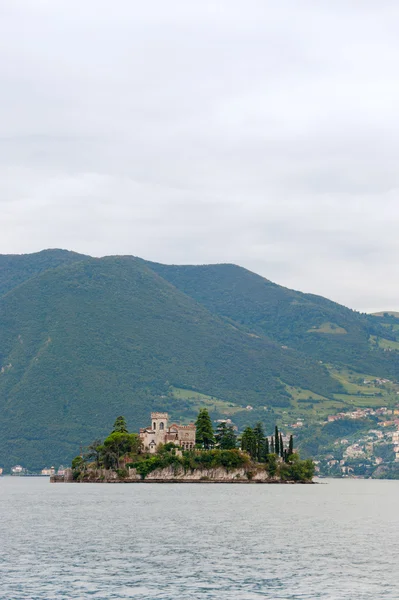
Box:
51, 463, 315, 484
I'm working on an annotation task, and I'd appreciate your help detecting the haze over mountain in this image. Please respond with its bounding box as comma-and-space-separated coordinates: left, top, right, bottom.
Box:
1, 249, 398, 470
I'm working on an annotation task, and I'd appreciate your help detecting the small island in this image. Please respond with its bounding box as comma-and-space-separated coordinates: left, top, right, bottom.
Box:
52, 410, 315, 484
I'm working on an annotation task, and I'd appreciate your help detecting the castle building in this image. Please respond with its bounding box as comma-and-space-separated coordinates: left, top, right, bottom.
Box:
139, 412, 196, 453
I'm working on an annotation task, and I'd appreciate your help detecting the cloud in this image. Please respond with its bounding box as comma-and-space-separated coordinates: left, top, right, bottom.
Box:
0, 0, 399, 312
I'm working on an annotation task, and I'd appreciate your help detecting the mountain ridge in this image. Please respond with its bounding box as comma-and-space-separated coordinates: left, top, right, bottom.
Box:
0, 249, 397, 471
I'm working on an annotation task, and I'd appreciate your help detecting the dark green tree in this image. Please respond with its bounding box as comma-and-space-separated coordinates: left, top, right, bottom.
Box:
270, 436, 275, 454
72, 455, 85, 471
100, 431, 141, 468
280, 433, 284, 458
112, 416, 128, 434
241, 426, 257, 459
215, 421, 227, 446
71, 455, 85, 479
98, 444, 118, 470
289, 434, 294, 456
279, 455, 315, 481
215, 422, 237, 449
84, 439, 102, 468
225, 425, 237, 449
195, 409, 215, 449
266, 453, 278, 477
263, 437, 270, 461
275, 426, 280, 456
253, 422, 265, 462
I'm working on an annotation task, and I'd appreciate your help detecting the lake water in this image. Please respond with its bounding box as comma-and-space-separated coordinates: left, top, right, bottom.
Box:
0, 477, 398, 599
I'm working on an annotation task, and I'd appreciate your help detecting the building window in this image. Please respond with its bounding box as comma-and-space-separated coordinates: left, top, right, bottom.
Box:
153, 422, 156, 429
160, 422, 164, 430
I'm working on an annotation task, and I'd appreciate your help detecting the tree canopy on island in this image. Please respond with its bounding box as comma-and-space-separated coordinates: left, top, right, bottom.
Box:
70, 409, 314, 482
195, 409, 215, 449
112, 416, 128, 434
215, 421, 237, 449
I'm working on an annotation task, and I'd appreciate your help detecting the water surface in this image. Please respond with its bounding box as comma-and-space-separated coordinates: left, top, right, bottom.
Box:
1, 477, 398, 599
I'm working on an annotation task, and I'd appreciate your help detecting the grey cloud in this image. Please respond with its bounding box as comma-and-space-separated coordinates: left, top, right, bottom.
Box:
1, 1, 399, 312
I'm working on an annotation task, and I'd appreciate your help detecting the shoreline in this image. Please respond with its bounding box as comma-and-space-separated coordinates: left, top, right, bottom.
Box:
51, 476, 315, 484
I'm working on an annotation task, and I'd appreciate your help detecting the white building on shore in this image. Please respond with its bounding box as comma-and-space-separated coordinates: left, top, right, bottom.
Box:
41, 466, 55, 476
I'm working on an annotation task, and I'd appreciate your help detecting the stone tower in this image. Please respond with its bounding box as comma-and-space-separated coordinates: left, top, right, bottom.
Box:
151, 412, 168, 445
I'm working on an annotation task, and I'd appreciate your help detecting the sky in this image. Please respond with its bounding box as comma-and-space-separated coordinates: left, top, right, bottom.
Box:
1, 1, 399, 312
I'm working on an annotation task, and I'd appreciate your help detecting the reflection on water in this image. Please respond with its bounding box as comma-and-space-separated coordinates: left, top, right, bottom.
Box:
0, 477, 398, 599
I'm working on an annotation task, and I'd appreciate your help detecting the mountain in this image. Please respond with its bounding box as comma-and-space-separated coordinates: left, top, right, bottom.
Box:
0, 249, 398, 471
0, 249, 85, 297
146, 261, 399, 378
0, 251, 338, 470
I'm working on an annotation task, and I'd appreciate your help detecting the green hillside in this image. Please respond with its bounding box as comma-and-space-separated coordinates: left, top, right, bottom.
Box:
0, 254, 339, 470
0, 249, 84, 297
146, 262, 399, 379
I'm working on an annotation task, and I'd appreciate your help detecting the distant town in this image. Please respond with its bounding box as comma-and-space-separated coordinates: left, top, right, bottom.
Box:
6, 465, 67, 477
315, 404, 399, 477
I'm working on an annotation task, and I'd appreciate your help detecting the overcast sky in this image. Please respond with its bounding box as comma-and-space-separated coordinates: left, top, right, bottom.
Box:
1, 1, 399, 312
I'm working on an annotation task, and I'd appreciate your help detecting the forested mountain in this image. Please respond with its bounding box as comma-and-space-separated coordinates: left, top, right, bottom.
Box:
0, 249, 84, 297
0, 249, 397, 470
147, 261, 398, 378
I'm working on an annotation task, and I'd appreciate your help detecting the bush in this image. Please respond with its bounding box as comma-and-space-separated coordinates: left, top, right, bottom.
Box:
72, 455, 85, 480
129, 449, 250, 479
266, 454, 278, 477
182, 449, 249, 471
72, 455, 84, 470
131, 454, 182, 479
158, 442, 180, 454
116, 468, 128, 479
279, 457, 315, 481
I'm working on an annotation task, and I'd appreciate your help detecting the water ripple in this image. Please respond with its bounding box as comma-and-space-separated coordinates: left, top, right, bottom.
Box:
0, 478, 399, 599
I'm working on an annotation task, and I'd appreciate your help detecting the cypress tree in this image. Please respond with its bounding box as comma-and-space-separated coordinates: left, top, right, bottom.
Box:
195, 409, 215, 449
270, 436, 275, 454
280, 433, 284, 458
262, 436, 270, 462
289, 434, 294, 456
275, 426, 279, 456
253, 422, 265, 462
